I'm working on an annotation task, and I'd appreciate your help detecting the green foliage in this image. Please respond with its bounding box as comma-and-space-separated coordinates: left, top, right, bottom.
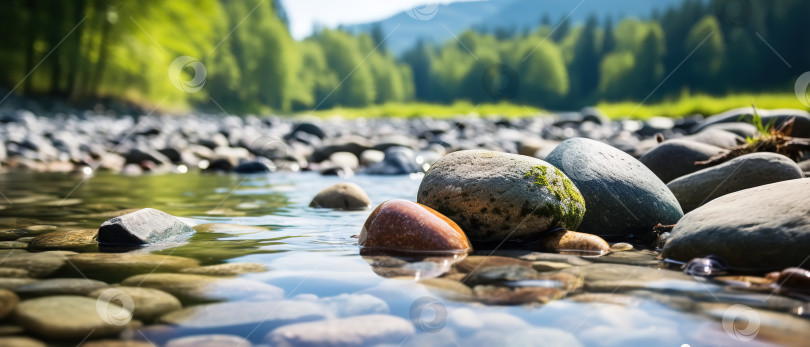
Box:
739, 105, 776, 144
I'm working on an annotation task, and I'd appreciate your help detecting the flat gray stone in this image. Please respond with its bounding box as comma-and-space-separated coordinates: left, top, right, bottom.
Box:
265, 314, 415, 346
98, 208, 195, 246
663, 178, 810, 269
668, 153, 803, 212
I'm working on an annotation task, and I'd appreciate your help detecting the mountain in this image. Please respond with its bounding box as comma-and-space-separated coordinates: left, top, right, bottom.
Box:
347, 0, 685, 55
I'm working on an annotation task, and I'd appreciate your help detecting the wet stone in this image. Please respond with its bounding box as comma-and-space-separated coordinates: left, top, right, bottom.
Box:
97, 208, 195, 246
122, 273, 284, 304
179, 262, 267, 276
541, 229, 610, 254
0, 278, 38, 291
473, 285, 565, 305
164, 335, 251, 347
59, 253, 199, 283
0, 288, 19, 319
27, 229, 98, 251
318, 293, 390, 317
81, 340, 157, 347
14, 278, 108, 297
360, 199, 472, 256
309, 182, 371, 210
454, 255, 532, 273
0, 337, 47, 347
0, 251, 67, 278
0, 241, 28, 249
14, 295, 131, 340
265, 314, 415, 347
89, 286, 182, 322
414, 277, 474, 300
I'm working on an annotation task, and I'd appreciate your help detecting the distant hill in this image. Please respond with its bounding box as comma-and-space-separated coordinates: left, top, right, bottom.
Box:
347, 0, 684, 55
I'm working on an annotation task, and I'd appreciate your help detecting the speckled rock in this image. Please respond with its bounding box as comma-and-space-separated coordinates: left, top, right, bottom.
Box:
309, 182, 371, 210
667, 153, 804, 212
546, 138, 683, 238
14, 278, 108, 297
14, 296, 131, 340
97, 208, 195, 246
360, 199, 472, 255
27, 229, 98, 250
89, 287, 181, 322
417, 150, 585, 242
639, 139, 727, 183
0, 289, 19, 319
265, 314, 415, 347
663, 179, 810, 269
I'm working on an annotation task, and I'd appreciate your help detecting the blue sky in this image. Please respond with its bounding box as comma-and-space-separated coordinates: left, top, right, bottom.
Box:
281, 0, 469, 39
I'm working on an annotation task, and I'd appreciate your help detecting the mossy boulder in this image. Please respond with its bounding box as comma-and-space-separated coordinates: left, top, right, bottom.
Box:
417, 150, 585, 243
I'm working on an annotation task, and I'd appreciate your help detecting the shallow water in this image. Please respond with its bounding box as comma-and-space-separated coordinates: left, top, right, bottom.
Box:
1, 171, 808, 346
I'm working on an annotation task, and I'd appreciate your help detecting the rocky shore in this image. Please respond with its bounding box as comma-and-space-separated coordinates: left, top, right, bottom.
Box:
1, 105, 810, 345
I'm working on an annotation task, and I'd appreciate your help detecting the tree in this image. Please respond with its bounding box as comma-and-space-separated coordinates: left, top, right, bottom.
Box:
685, 15, 725, 92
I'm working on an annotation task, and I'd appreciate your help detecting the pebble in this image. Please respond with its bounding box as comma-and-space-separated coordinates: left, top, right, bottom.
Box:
0, 337, 47, 347
121, 273, 284, 304
179, 262, 267, 276
472, 285, 565, 305
265, 314, 415, 347
14, 295, 132, 340
360, 199, 472, 255
97, 208, 195, 246
0, 251, 67, 277
767, 267, 810, 289
417, 150, 585, 242
59, 253, 199, 283
309, 182, 371, 210
663, 179, 810, 269
0, 267, 29, 278
610, 242, 634, 252
88, 286, 182, 322
679, 128, 745, 149
667, 152, 803, 212
0, 289, 19, 319
638, 139, 726, 183
14, 278, 108, 297
0, 241, 28, 249
0, 278, 38, 291
81, 340, 156, 347
27, 229, 98, 250
318, 293, 390, 317
454, 255, 532, 273
546, 137, 683, 238
541, 229, 610, 254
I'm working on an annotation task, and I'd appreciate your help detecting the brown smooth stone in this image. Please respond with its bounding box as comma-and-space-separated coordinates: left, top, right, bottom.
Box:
542, 230, 610, 254
774, 267, 810, 289
473, 285, 565, 305
28, 229, 98, 250
360, 200, 472, 255
0, 289, 19, 319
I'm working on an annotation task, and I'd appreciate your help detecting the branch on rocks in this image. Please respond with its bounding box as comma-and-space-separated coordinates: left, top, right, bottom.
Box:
695, 118, 810, 166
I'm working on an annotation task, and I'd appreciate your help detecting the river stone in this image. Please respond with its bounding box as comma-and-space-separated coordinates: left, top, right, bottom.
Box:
97, 208, 195, 246
0, 289, 18, 319
541, 230, 610, 254
0, 241, 28, 249
546, 138, 683, 238
0, 251, 66, 277
0, 267, 29, 278
121, 273, 284, 304
27, 229, 98, 250
417, 150, 585, 242
157, 300, 327, 336
318, 293, 390, 317
165, 335, 251, 347
82, 341, 156, 347
639, 139, 726, 183
59, 253, 199, 283
0, 278, 38, 291
89, 286, 181, 322
14, 296, 131, 339
360, 199, 472, 255
702, 122, 759, 138
179, 262, 267, 276
667, 153, 804, 212
265, 314, 415, 347
14, 278, 108, 297
662, 179, 810, 269
309, 182, 371, 210
679, 128, 745, 149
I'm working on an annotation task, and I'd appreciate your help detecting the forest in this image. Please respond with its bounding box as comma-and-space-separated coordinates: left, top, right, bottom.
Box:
1, 0, 809, 114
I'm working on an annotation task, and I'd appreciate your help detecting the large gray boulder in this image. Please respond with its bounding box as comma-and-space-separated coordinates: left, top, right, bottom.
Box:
668, 153, 804, 212
97, 208, 194, 245
417, 150, 585, 243
546, 138, 683, 238
662, 179, 810, 269
639, 139, 726, 183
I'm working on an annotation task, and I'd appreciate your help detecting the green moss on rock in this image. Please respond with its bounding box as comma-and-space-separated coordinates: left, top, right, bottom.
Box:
523, 165, 586, 229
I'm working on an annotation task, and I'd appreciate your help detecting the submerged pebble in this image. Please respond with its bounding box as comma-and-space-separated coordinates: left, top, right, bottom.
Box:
14, 295, 131, 340
309, 182, 371, 210
360, 199, 472, 255
27, 229, 98, 251
265, 314, 415, 347
541, 229, 610, 254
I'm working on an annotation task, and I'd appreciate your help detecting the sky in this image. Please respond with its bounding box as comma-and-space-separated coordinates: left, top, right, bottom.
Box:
281, 0, 470, 40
